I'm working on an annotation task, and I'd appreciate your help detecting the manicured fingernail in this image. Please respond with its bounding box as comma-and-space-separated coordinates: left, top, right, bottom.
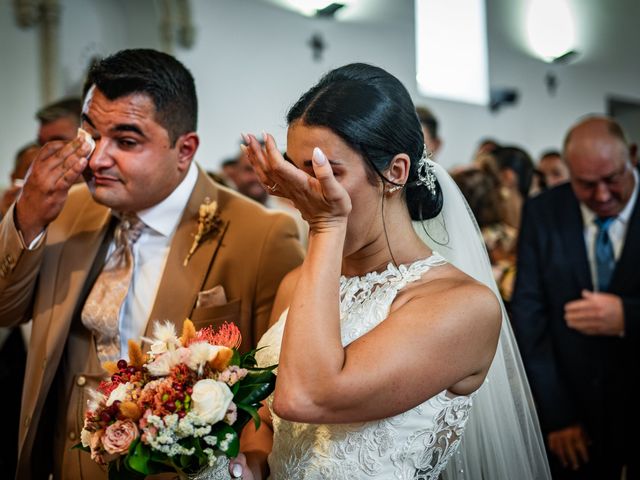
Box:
262, 131, 269, 143
241, 133, 250, 144
312, 147, 326, 166
231, 463, 243, 478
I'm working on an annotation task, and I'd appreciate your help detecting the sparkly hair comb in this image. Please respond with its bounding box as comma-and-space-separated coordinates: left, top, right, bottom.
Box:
416, 144, 437, 196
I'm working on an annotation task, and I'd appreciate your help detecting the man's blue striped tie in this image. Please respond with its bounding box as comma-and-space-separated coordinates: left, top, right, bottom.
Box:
594, 216, 615, 291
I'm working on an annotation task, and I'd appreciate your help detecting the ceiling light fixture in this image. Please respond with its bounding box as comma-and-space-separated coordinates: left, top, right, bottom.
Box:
276, 0, 354, 18
525, 0, 577, 62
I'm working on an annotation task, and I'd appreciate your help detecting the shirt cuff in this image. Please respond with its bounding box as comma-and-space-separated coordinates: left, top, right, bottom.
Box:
18, 228, 46, 250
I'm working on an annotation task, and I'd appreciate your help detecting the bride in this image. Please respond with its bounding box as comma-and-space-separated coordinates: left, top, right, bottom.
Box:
233, 63, 550, 480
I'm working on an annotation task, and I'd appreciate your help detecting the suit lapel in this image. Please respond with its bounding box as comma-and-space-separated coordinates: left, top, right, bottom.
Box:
609, 177, 640, 291
45, 201, 112, 356
145, 169, 227, 335
557, 188, 593, 290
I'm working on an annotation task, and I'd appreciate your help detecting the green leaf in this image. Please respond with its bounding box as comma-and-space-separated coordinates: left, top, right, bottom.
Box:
70, 441, 89, 452
235, 377, 276, 405
109, 458, 144, 480
215, 424, 240, 457
230, 349, 241, 366
243, 368, 277, 384
236, 403, 261, 430
128, 437, 141, 455
125, 441, 152, 475
150, 449, 170, 463
240, 347, 274, 369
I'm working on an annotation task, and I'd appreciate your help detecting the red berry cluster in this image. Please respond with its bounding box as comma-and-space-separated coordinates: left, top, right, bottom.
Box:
162, 382, 194, 419
98, 359, 142, 397
113, 359, 142, 382
98, 399, 123, 424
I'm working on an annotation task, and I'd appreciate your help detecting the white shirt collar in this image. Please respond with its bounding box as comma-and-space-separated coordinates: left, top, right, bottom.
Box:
136, 161, 198, 237
580, 167, 638, 226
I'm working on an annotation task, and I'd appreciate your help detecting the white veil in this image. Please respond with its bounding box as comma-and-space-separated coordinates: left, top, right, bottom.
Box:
413, 160, 551, 480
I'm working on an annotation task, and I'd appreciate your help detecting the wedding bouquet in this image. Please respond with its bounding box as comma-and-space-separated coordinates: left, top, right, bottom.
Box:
76, 319, 275, 479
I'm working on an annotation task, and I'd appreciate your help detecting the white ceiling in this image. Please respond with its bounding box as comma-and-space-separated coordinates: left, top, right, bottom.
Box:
262, 0, 639, 75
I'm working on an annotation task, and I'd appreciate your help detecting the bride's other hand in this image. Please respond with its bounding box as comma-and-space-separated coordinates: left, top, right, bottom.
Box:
243, 133, 352, 233
229, 453, 254, 479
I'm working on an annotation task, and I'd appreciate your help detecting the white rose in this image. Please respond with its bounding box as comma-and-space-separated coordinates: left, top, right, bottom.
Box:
80, 428, 92, 448
191, 379, 234, 424
106, 382, 130, 406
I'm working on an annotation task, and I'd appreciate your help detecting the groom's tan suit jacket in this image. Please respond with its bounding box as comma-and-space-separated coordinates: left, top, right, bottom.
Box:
0, 167, 304, 479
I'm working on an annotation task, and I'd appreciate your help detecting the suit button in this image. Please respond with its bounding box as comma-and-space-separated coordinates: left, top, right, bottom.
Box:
24, 415, 30, 429
68, 431, 76, 441
76, 376, 87, 387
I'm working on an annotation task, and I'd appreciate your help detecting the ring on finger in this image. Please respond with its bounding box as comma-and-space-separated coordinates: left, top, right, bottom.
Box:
267, 183, 278, 193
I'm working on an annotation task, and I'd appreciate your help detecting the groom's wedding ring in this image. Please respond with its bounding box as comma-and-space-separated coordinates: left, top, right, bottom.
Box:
267, 183, 278, 193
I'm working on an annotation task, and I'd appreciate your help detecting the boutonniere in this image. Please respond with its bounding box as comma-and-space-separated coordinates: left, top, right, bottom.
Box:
183, 198, 223, 266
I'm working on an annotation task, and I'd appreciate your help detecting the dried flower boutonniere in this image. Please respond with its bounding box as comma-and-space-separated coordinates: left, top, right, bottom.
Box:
183, 198, 223, 266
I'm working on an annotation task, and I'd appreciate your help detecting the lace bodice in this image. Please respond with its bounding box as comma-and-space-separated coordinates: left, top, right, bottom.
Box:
256, 254, 476, 480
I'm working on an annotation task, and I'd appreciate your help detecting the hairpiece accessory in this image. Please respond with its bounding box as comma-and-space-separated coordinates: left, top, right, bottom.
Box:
387, 185, 403, 194
416, 144, 437, 196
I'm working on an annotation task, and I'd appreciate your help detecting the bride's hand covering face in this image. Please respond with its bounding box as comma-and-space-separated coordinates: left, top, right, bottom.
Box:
242, 132, 352, 233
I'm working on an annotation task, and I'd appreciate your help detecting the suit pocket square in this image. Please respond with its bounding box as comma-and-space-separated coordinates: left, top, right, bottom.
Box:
196, 285, 227, 308
190, 298, 241, 327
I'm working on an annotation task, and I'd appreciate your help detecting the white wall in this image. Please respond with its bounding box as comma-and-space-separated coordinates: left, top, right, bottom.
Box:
180, 0, 416, 166
0, 0, 41, 176
1, 0, 639, 188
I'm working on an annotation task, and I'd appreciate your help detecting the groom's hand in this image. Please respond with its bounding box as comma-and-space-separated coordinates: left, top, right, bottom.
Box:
548, 424, 590, 470
15, 138, 91, 245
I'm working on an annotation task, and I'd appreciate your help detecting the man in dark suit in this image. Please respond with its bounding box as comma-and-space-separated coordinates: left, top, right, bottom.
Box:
0, 49, 303, 479
511, 116, 639, 480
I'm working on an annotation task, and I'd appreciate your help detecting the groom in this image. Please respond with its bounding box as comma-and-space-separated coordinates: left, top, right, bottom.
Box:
0, 49, 303, 479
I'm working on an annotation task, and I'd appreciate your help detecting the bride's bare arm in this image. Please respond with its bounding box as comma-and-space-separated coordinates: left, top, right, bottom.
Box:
277, 241, 501, 424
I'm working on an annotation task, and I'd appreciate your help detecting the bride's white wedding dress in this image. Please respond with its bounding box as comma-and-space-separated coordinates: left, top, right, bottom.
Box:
256, 253, 476, 480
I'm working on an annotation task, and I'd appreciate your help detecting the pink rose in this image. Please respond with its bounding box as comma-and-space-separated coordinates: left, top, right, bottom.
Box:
102, 419, 139, 455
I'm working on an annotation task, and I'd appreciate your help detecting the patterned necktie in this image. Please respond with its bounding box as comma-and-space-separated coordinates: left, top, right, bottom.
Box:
81, 213, 145, 364
594, 216, 616, 291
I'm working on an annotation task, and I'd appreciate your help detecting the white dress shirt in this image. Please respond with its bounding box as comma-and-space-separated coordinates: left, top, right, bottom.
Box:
581, 168, 638, 290
115, 162, 198, 357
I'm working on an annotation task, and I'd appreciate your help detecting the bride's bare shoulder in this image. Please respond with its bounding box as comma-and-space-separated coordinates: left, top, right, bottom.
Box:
395, 263, 501, 330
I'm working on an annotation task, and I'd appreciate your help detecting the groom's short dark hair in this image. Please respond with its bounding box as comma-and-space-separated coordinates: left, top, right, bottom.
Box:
83, 48, 197, 146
